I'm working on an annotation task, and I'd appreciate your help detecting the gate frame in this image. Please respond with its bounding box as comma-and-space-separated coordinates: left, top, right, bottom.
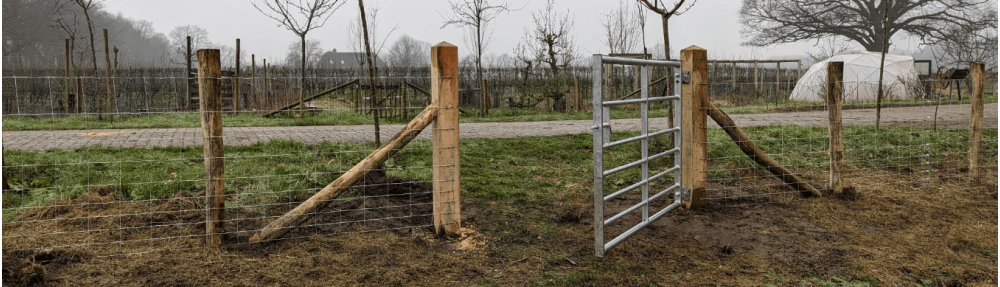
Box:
592, 55, 688, 257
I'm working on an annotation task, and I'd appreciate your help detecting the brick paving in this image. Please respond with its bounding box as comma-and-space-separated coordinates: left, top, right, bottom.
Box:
2, 104, 995, 151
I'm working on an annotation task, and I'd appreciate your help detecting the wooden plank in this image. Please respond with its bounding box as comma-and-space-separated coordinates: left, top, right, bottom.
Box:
263, 79, 358, 117
249, 104, 440, 242
64, 39, 71, 114
681, 46, 708, 208
827, 61, 844, 193
969, 62, 984, 182
198, 49, 225, 247
432, 42, 461, 236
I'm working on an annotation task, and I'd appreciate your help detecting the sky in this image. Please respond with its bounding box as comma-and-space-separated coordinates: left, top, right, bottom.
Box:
101, 0, 931, 64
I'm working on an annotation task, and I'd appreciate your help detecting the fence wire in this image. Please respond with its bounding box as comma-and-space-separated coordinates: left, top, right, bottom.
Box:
703, 79, 997, 207
2, 75, 451, 259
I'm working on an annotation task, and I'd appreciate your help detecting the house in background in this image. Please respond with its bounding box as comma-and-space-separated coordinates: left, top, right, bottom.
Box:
318, 49, 386, 69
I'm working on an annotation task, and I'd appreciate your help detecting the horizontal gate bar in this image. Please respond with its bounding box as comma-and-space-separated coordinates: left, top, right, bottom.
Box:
604, 201, 683, 251
603, 95, 680, 106
603, 165, 680, 201
601, 56, 682, 67
603, 147, 679, 177
604, 127, 680, 149
603, 183, 680, 226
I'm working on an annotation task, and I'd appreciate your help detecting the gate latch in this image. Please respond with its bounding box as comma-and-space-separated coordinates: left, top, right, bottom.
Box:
681, 71, 691, 84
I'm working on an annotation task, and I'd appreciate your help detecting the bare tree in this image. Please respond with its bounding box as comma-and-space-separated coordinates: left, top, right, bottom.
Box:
283, 39, 323, 69
739, 0, 997, 52
347, 3, 395, 69
637, 0, 695, 136
805, 36, 856, 63
386, 34, 431, 70
72, 0, 102, 72
253, 0, 345, 109
600, 0, 642, 54
168, 25, 212, 65
514, 0, 575, 111
523, 0, 574, 72
931, 25, 998, 68
441, 0, 518, 115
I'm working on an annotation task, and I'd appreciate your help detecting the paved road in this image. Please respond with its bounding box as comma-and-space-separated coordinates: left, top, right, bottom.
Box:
3, 104, 996, 151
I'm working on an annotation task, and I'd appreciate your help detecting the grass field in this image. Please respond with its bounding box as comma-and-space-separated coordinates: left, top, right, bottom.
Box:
3, 125, 997, 285
6, 94, 995, 131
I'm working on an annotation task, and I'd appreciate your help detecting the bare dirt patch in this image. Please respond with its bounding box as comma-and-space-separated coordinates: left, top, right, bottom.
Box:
2, 169, 997, 285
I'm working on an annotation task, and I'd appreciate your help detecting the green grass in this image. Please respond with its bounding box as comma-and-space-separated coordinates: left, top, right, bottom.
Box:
4, 125, 994, 221
5, 92, 996, 131
1, 105, 678, 131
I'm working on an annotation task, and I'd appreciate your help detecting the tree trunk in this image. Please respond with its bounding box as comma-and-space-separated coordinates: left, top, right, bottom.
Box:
662, 14, 675, 146
359, 0, 381, 147
300, 35, 307, 112
476, 24, 487, 116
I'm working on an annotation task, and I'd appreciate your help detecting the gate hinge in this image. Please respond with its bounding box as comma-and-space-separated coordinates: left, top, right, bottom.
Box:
676, 187, 691, 201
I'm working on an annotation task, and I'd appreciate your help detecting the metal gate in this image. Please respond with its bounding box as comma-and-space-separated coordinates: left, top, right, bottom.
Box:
592, 55, 688, 257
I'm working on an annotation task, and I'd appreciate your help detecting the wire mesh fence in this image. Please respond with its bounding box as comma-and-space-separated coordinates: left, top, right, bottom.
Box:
702, 78, 997, 207
1, 74, 456, 259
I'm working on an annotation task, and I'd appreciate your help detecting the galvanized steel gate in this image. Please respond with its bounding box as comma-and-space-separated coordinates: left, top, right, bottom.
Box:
592, 55, 688, 257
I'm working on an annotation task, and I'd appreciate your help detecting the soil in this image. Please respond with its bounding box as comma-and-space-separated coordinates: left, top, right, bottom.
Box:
3, 169, 997, 286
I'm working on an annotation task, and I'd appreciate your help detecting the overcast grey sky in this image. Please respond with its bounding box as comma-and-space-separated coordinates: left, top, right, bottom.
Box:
102, 0, 930, 63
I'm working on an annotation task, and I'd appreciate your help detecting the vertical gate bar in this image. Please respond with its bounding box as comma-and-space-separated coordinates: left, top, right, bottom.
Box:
673, 67, 683, 191
640, 65, 649, 222
591, 55, 605, 258
603, 106, 611, 145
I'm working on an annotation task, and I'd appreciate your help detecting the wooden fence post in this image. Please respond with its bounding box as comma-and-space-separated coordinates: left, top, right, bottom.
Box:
969, 62, 984, 182
827, 61, 844, 193
431, 42, 461, 236
198, 49, 225, 246
103, 29, 113, 123
235, 38, 240, 112
185, 36, 192, 110
64, 39, 71, 113
681, 46, 708, 208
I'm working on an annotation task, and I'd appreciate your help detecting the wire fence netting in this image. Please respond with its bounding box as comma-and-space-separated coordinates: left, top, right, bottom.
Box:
2, 74, 456, 259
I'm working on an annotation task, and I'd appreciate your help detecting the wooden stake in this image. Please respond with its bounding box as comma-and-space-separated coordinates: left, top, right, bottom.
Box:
64, 39, 71, 114
103, 29, 113, 123
198, 49, 225, 246
235, 38, 240, 112
827, 61, 844, 193
76, 77, 83, 114
574, 76, 581, 112
432, 42, 461, 236
186, 36, 192, 110
681, 46, 708, 208
969, 62, 984, 182
249, 104, 440, 242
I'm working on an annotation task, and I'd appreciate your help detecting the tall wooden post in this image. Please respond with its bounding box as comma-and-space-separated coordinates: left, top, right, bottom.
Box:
64, 39, 71, 113
251, 54, 256, 107
753, 61, 759, 92
826, 61, 844, 193
573, 76, 581, 113
776, 62, 783, 93
185, 36, 192, 110
969, 62, 984, 182
431, 42, 461, 236
681, 46, 708, 208
730, 62, 736, 90
234, 38, 241, 112
198, 49, 225, 246
76, 77, 83, 114
401, 80, 409, 119
103, 29, 113, 123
